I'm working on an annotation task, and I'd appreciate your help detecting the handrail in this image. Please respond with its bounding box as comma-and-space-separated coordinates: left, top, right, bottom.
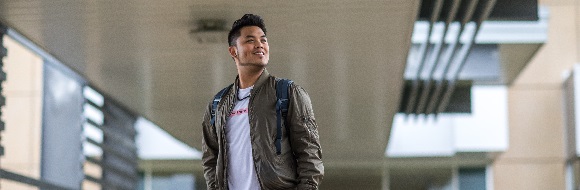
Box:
0, 169, 76, 190
415, 0, 462, 115
436, 0, 498, 114
405, 0, 445, 115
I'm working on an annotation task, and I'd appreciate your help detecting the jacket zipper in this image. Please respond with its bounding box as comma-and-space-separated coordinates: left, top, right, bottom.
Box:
248, 89, 266, 190
222, 92, 235, 189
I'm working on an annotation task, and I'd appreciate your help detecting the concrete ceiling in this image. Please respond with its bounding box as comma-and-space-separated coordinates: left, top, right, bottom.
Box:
0, 0, 419, 162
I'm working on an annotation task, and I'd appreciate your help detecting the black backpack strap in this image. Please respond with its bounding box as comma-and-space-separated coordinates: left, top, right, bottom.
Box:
275, 79, 293, 155
210, 84, 233, 127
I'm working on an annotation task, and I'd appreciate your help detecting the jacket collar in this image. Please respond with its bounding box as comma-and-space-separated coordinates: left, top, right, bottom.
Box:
254, 68, 270, 89
234, 68, 270, 91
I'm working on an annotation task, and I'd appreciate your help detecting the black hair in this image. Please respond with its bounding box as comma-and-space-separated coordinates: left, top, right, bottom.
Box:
228, 14, 267, 46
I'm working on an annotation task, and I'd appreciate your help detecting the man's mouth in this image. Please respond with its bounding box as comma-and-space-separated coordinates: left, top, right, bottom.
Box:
253, 52, 265, 55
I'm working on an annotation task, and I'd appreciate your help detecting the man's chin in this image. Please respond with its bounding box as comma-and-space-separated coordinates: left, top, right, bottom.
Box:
240, 62, 268, 67
242, 62, 268, 66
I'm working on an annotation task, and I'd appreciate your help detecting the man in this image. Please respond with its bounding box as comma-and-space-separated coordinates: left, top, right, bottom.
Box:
201, 14, 324, 190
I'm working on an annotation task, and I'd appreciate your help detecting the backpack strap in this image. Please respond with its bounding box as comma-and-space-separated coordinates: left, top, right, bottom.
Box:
275, 79, 293, 155
210, 84, 233, 127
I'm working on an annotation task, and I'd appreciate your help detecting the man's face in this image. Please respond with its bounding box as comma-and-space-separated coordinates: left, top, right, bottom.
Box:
230, 26, 269, 67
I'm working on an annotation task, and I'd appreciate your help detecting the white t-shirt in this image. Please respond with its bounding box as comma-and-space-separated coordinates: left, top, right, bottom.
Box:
225, 86, 261, 190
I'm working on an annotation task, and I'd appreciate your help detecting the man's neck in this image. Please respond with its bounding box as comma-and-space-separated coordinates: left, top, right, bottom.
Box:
237, 66, 264, 89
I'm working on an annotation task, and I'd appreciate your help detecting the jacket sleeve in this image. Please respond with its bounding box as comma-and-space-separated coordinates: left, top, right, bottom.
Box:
201, 102, 219, 190
287, 84, 324, 189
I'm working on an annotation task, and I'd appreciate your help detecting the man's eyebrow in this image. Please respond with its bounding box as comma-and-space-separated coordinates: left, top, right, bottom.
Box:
244, 35, 267, 38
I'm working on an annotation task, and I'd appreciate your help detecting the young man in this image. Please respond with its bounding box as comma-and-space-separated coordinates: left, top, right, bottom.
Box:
201, 14, 324, 189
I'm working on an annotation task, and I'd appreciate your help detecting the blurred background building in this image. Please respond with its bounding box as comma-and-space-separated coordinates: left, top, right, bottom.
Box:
0, 0, 577, 189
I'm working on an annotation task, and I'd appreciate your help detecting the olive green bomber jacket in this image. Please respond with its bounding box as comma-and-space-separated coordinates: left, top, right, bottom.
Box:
201, 69, 324, 190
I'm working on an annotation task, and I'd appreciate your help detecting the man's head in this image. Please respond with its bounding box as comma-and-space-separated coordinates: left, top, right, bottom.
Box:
228, 14, 269, 67
228, 14, 267, 46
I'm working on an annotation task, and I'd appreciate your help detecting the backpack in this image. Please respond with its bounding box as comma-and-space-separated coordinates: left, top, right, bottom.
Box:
210, 79, 293, 155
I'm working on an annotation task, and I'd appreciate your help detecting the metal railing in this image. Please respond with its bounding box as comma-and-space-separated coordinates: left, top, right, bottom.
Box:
0, 169, 75, 190
403, 0, 497, 116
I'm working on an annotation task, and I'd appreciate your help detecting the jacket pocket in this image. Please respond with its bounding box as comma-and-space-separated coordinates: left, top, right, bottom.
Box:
302, 115, 319, 141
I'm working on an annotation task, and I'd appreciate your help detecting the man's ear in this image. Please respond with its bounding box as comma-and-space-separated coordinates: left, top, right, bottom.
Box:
228, 46, 237, 58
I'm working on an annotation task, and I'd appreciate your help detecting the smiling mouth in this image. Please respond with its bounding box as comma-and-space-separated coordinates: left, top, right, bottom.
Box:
253, 52, 265, 55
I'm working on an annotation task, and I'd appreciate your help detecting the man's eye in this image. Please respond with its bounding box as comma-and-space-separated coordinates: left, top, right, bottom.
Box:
261, 39, 267, 43
247, 40, 254, 43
